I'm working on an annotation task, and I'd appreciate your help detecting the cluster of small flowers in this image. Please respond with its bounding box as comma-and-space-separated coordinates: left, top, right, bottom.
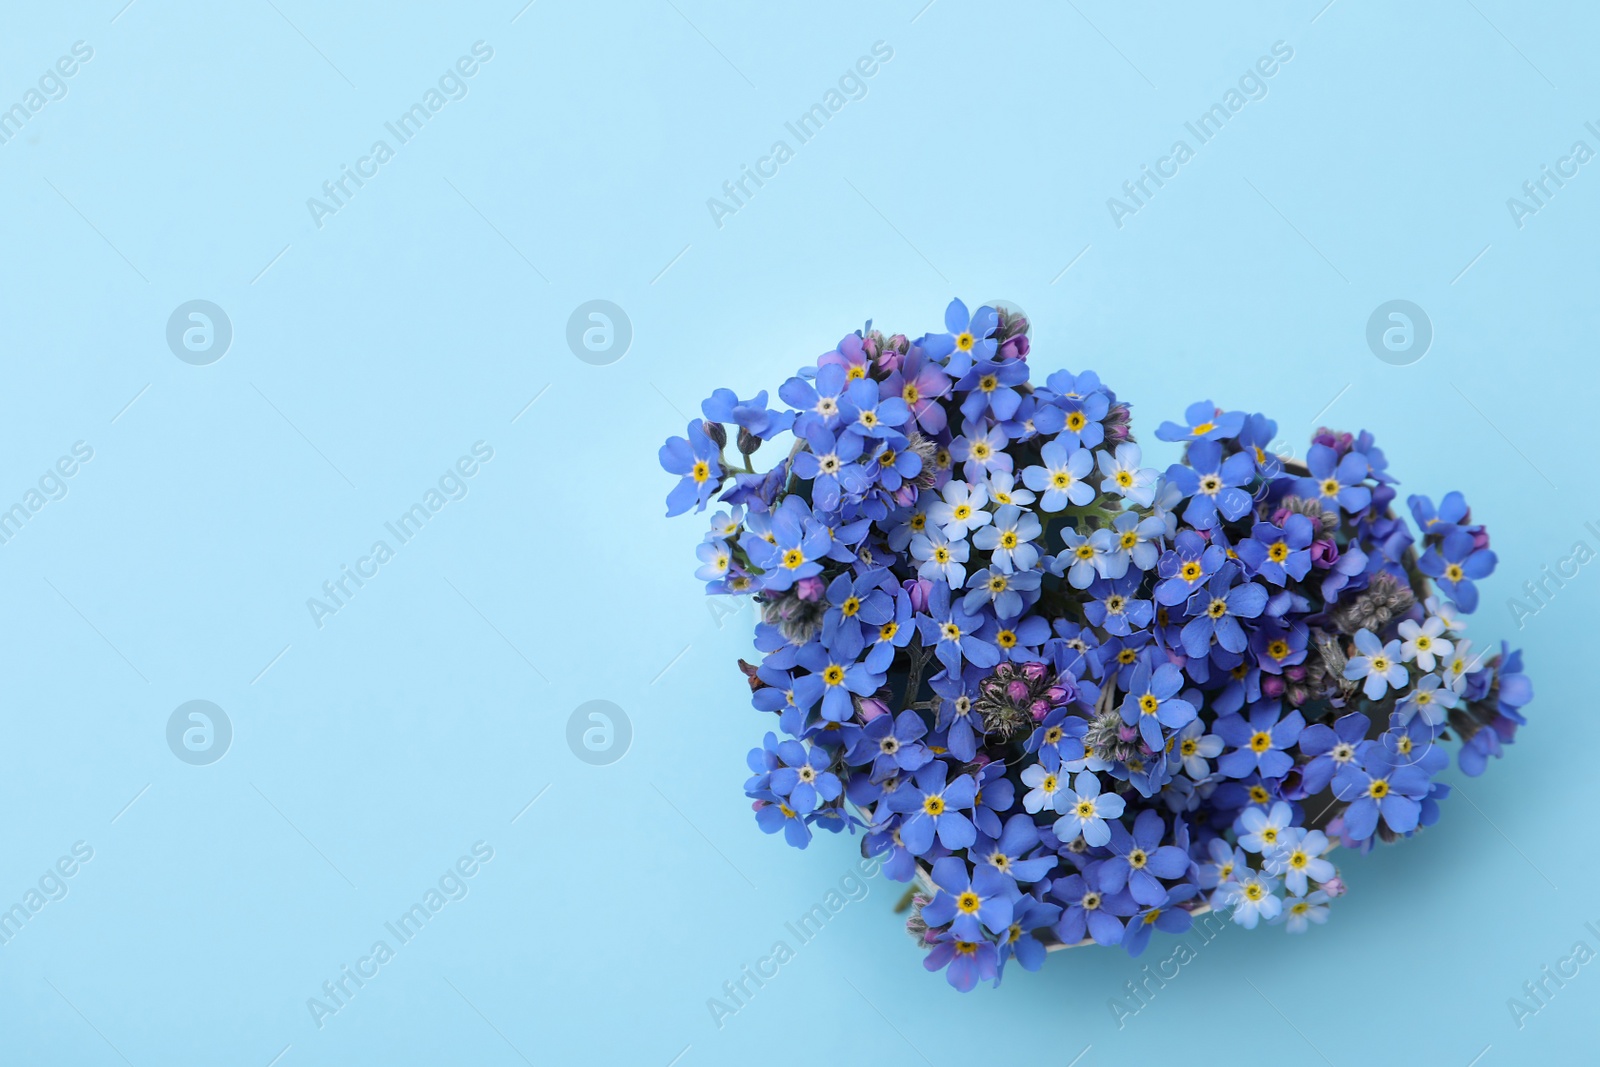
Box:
659, 300, 1534, 991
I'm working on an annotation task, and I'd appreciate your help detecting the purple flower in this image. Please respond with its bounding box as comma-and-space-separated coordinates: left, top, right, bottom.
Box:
882, 349, 951, 434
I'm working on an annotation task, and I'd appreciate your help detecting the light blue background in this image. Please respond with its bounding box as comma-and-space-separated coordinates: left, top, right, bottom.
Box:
0, 1, 1594, 1064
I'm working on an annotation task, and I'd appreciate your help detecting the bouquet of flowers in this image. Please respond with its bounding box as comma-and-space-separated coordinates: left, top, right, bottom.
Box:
659, 299, 1533, 990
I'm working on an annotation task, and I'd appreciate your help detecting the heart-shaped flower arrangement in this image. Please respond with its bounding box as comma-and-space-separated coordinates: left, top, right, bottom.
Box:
659, 300, 1532, 990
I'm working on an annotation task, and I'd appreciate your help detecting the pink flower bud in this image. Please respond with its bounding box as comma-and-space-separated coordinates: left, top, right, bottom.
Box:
1023, 661, 1047, 681
1030, 699, 1050, 721
1322, 876, 1346, 898
796, 576, 825, 601
905, 578, 932, 612
858, 697, 889, 722
1118, 726, 1139, 743
1261, 675, 1285, 698
1007, 680, 1030, 702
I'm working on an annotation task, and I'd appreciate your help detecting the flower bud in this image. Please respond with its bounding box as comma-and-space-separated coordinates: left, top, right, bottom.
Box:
857, 696, 889, 722
795, 576, 825, 601
737, 427, 762, 454
704, 421, 728, 449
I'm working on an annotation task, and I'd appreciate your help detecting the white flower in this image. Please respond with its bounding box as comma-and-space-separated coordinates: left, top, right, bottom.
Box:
1397, 616, 1453, 671
928, 479, 992, 539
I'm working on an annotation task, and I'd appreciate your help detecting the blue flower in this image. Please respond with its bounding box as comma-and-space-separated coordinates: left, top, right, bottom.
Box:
753, 792, 812, 848
1165, 439, 1254, 528
658, 420, 723, 516
1123, 883, 1197, 957
962, 566, 1042, 620
769, 739, 842, 813
1295, 711, 1369, 794
839, 377, 912, 440
1097, 442, 1156, 505
1022, 439, 1095, 511
1053, 771, 1126, 847
886, 759, 978, 854
922, 932, 999, 992
1294, 443, 1372, 514
923, 298, 1000, 376
999, 895, 1063, 974
970, 761, 1017, 838
1057, 526, 1123, 589
957, 358, 1030, 422
700, 388, 794, 439
863, 586, 915, 672
1181, 564, 1268, 657
795, 641, 884, 722
778, 363, 849, 436
1112, 510, 1165, 571
1344, 629, 1408, 699
1408, 491, 1470, 539
1234, 800, 1295, 853
1051, 869, 1136, 946
820, 570, 894, 660
911, 527, 971, 588
1120, 662, 1198, 749
1235, 515, 1315, 585
1417, 530, 1497, 613
1333, 750, 1430, 839
972, 813, 1059, 883
917, 581, 1001, 674
1156, 400, 1246, 443
971, 504, 1043, 573
1216, 702, 1304, 779
740, 499, 832, 591
792, 425, 868, 513
1085, 574, 1153, 637
849, 709, 933, 781
1098, 808, 1192, 905
951, 421, 1012, 482
1155, 530, 1227, 606
921, 856, 1014, 941
1264, 828, 1334, 895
